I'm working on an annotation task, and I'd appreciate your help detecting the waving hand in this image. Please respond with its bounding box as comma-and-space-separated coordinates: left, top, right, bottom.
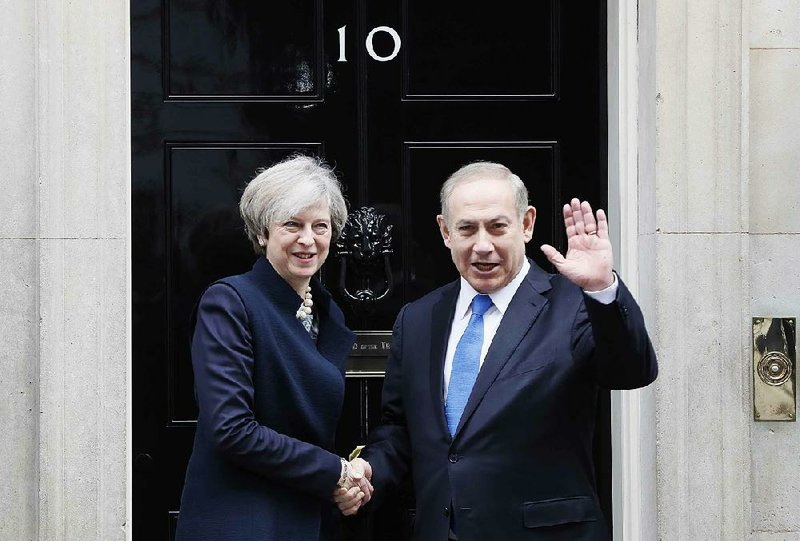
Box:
540, 198, 614, 291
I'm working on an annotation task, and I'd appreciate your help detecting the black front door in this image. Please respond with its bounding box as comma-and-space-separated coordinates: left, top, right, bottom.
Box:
132, 1, 607, 539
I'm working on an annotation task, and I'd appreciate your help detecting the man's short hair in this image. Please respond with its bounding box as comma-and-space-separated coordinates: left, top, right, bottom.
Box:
439, 161, 529, 225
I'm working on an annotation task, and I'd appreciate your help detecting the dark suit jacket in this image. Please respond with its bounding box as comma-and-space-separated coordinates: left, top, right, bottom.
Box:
361, 260, 657, 541
175, 258, 355, 541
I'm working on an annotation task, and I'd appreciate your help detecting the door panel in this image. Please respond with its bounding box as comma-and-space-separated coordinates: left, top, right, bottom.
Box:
402, 1, 556, 98
166, 1, 323, 99
167, 144, 322, 424
132, 1, 607, 539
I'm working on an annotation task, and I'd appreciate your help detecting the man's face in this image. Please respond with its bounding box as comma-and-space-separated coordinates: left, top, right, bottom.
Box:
437, 176, 535, 293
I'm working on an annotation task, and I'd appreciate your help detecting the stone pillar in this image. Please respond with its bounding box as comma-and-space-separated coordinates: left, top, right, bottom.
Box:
749, 0, 800, 538
651, 0, 751, 538
0, 1, 130, 539
1, 1, 41, 539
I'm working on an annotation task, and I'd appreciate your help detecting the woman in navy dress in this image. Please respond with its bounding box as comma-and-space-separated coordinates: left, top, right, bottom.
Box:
175, 155, 372, 541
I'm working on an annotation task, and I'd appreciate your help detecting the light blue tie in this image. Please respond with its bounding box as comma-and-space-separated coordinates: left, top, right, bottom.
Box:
445, 294, 493, 436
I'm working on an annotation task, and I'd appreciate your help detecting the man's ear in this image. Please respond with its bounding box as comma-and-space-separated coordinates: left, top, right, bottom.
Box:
522, 206, 536, 243
436, 215, 451, 248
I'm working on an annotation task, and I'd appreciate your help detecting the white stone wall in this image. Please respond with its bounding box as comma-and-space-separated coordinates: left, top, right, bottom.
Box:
1, 1, 41, 539
648, 0, 753, 538
0, 1, 130, 540
649, 0, 800, 539
749, 0, 800, 539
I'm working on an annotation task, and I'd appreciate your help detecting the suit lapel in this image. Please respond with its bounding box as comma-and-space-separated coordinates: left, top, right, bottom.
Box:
316, 309, 357, 370
250, 257, 355, 370
453, 262, 553, 440
429, 283, 459, 438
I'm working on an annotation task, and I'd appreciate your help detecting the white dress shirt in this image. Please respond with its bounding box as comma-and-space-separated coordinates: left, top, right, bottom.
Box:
443, 260, 619, 398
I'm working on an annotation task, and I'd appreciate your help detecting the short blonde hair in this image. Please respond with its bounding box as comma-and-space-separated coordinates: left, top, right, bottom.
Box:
239, 155, 348, 253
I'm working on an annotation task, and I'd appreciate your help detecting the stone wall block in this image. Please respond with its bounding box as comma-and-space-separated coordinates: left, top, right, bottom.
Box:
655, 0, 689, 233
656, 0, 744, 233
751, 0, 800, 48
655, 233, 749, 540
749, 49, 800, 234
0, 240, 38, 541
750, 234, 800, 533
36, 0, 66, 240
39, 239, 127, 540
753, 533, 800, 541
0, 2, 37, 238
39, 238, 66, 540
38, 0, 128, 240
99, 238, 128, 540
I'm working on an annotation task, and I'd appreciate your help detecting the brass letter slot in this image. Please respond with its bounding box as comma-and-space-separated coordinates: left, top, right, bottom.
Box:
753, 317, 796, 421
346, 331, 391, 377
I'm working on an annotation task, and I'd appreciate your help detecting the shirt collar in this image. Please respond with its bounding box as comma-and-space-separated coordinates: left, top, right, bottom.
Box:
455, 258, 531, 320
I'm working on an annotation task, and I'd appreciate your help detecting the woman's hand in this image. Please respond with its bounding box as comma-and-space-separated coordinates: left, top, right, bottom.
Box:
332, 458, 373, 516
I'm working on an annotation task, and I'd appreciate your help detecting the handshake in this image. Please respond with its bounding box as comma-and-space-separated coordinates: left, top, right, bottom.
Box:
332, 457, 373, 516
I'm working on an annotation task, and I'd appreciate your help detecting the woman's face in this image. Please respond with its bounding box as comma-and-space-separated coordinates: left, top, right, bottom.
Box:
264, 202, 332, 294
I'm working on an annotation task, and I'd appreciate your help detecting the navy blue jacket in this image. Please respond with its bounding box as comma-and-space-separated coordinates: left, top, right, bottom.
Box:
176, 257, 355, 541
361, 261, 657, 541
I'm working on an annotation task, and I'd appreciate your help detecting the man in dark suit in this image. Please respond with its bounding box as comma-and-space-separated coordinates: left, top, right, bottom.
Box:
339, 162, 657, 540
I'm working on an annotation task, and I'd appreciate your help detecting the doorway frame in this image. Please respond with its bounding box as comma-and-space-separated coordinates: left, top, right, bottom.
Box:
123, 0, 655, 536
608, 0, 657, 539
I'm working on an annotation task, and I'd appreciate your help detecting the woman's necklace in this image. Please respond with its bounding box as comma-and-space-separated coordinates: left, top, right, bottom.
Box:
296, 286, 314, 333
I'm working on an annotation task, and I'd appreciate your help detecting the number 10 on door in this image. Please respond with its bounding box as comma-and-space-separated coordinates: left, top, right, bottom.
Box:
338, 25, 402, 62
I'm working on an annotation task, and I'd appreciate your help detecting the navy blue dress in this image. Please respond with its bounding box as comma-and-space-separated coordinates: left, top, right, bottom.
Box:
175, 257, 355, 541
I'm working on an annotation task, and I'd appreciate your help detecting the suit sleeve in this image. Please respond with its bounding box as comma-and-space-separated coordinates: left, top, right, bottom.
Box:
359, 305, 412, 505
191, 283, 342, 499
572, 276, 658, 390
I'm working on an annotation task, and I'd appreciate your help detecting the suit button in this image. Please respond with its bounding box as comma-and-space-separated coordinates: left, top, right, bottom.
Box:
448, 454, 459, 463
444, 507, 450, 517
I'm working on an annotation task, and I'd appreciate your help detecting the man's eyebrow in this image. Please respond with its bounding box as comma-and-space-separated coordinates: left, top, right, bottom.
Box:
455, 215, 512, 226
